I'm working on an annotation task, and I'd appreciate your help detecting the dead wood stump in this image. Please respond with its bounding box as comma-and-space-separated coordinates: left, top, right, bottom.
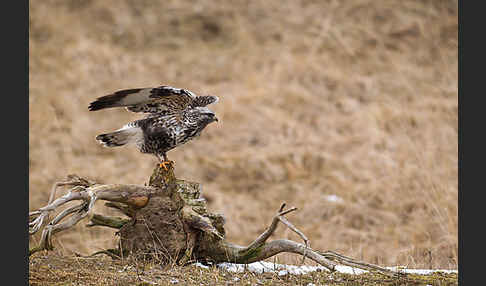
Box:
29, 162, 402, 277
117, 162, 225, 264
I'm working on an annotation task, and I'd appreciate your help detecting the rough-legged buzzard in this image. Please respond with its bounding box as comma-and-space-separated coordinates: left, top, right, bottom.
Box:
89, 85, 219, 169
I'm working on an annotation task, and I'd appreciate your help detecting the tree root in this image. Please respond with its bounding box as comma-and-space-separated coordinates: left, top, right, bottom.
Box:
29, 175, 158, 256
29, 167, 405, 278
86, 214, 130, 229
196, 203, 400, 277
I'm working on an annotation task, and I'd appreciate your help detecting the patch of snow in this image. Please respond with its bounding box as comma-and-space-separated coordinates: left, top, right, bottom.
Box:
324, 194, 344, 203
215, 261, 329, 275
334, 265, 367, 275
193, 262, 209, 269
196, 261, 457, 276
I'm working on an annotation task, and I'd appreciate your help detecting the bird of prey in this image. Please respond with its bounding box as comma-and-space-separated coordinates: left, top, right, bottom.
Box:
89, 85, 219, 170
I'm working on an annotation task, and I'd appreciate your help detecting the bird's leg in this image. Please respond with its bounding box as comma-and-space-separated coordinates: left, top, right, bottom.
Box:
157, 153, 171, 171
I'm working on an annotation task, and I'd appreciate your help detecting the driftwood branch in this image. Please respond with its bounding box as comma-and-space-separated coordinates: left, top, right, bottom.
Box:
196, 203, 337, 270
29, 177, 158, 256
197, 203, 399, 276
29, 165, 404, 277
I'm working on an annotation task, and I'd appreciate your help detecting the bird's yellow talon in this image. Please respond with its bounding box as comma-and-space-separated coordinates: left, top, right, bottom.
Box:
159, 161, 171, 171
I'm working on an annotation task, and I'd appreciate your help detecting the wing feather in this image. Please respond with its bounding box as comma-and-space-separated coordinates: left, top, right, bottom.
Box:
89, 85, 217, 114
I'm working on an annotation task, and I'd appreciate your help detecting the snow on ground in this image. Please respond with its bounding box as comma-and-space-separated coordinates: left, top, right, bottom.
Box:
323, 194, 344, 203
194, 261, 457, 276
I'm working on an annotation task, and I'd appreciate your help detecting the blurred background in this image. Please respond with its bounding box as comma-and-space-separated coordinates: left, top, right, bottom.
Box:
29, 0, 458, 269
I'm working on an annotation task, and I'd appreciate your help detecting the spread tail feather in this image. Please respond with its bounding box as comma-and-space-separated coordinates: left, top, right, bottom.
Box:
96, 126, 143, 147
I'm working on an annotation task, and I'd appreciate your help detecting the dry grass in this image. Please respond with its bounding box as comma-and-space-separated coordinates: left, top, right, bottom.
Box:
29, 252, 458, 286
29, 0, 458, 270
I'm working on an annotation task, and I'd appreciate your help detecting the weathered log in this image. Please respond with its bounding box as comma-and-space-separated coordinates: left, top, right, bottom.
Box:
29, 163, 402, 277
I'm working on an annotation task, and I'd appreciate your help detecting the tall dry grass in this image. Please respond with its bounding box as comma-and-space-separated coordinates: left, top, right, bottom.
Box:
29, 0, 457, 269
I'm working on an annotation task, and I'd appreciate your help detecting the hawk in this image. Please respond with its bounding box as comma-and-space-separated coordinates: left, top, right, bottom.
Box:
89, 85, 219, 170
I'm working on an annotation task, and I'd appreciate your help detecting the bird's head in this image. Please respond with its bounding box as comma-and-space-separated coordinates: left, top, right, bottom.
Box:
188, 106, 219, 125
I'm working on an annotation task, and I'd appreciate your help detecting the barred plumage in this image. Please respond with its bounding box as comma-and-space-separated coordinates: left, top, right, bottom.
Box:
90, 85, 219, 165
89, 85, 218, 113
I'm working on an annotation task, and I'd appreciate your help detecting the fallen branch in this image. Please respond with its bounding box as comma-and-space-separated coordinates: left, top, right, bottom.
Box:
29, 164, 404, 277
195, 203, 335, 270
29, 179, 158, 256
86, 214, 130, 229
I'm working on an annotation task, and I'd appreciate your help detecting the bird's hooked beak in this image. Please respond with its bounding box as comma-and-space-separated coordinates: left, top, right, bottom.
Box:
213, 117, 219, 123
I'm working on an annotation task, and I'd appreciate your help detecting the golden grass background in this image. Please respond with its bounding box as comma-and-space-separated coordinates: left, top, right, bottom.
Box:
29, 0, 458, 269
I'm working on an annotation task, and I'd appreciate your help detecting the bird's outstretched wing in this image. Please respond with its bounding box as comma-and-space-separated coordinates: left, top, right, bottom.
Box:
190, 95, 219, 108
88, 85, 200, 114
